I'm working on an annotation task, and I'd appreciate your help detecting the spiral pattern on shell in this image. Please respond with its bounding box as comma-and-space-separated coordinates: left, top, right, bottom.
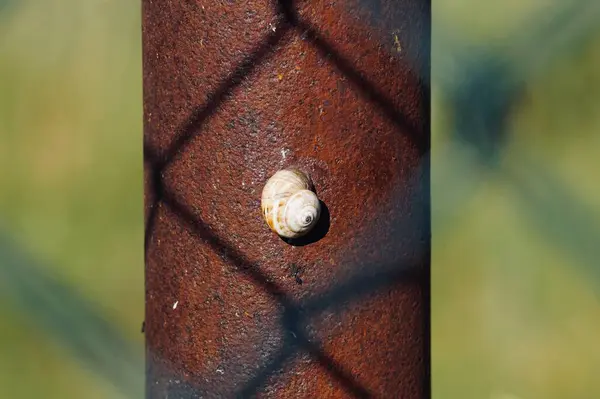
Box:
261, 168, 321, 239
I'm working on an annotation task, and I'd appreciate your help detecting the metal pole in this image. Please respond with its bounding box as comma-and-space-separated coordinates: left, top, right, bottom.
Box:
143, 0, 430, 397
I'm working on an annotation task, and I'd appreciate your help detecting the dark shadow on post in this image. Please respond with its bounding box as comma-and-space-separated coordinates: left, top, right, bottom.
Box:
157, 24, 292, 168
144, 0, 429, 396
234, 338, 298, 398
161, 188, 290, 300
147, 172, 426, 397
143, 154, 162, 258
144, 12, 292, 258
160, 184, 381, 397
276, 0, 427, 152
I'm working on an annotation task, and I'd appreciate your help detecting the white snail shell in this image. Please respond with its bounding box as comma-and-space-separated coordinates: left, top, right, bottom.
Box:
261, 168, 321, 239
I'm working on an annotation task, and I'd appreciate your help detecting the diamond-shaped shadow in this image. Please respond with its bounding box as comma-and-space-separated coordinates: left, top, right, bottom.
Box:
144, 0, 429, 397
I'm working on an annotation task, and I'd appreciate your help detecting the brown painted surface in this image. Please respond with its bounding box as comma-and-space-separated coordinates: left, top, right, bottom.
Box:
143, 0, 430, 398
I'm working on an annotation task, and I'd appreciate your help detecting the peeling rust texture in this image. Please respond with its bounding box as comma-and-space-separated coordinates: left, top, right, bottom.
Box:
143, 0, 430, 398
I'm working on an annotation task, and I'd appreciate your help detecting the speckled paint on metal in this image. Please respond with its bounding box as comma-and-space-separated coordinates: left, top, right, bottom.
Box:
143, 0, 430, 398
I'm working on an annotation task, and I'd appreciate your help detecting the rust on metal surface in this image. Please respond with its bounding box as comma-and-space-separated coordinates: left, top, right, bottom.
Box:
143, 0, 430, 397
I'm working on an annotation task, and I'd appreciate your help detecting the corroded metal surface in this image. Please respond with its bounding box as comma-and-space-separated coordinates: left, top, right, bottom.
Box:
143, 0, 430, 397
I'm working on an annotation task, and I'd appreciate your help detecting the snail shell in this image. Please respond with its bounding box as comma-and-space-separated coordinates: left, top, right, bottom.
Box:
261, 168, 321, 239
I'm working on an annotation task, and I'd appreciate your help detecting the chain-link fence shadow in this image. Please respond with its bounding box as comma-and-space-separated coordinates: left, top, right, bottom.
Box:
144, 1, 427, 396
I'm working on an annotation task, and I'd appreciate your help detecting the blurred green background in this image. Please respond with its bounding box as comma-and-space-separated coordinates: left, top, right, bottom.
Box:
0, 1, 143, 398
0, 0, 599, 398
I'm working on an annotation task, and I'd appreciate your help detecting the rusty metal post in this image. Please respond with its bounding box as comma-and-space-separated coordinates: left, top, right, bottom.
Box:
143, 0, 430, 397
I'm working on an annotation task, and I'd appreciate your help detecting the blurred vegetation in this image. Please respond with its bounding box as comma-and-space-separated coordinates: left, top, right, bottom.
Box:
0, 0, 599, 399
0, 0, 143, 398
433, 1, 600, 399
